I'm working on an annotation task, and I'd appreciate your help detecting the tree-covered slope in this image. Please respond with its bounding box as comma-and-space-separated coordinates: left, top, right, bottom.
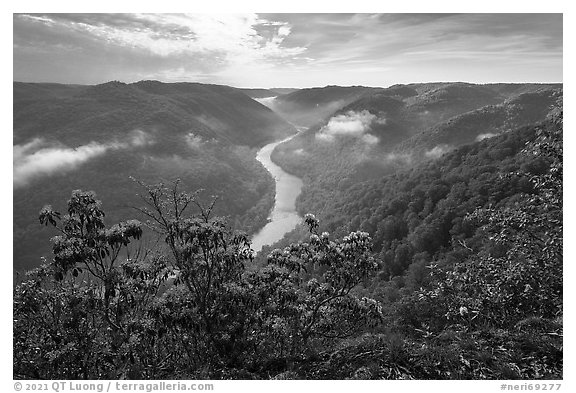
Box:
259, 111, 563, 379
395, 87, 563, 158
14, 80, 294, 147
269, 83, 561, 219
13, 80, 296, 271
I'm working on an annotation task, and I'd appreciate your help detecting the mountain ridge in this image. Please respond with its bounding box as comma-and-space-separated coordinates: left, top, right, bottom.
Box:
268, 82, 561, 227
13, 80, 297, 271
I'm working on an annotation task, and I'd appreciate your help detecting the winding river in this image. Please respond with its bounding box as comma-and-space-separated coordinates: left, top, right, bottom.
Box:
251, 130, 304, 253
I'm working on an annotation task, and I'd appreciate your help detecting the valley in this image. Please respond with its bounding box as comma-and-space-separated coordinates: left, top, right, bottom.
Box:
13, 81, 296, 272
13, 81, 562, 273
12, 12, 563, 382
13, 79, 563, 380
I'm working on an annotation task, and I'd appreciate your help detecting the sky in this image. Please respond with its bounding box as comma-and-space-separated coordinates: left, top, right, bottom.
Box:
13, 13, 563, 88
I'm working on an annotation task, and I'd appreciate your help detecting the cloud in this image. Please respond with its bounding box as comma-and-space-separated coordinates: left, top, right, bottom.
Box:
425, 144, 453, 159
129, 129, 155, 146
15, 14, 306, 68
316, 110, 381, 145
315, 133, 336, 143
254, 96, 277, 108
13, 131, 153, 188
383, 152, 412, 164
14, 140, 112, 188
475, 132, 499, 141
14, 13, 562, 87
185, 133, 204, 150
13, 138, 44, 162
322, 110, 376, 136
362, 134, 380, 145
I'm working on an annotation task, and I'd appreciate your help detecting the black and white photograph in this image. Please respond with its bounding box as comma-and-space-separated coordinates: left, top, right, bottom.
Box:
10, 5, 565, 386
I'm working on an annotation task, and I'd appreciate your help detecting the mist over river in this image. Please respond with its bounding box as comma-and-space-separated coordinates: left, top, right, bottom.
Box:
251, 130, 304, 253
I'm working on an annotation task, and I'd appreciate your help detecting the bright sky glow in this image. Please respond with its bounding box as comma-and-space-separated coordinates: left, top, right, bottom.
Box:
13, 13, 562, 87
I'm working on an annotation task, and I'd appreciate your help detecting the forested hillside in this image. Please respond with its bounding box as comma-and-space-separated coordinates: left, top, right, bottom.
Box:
395, 88, 562, 157
260, 85, 562, 378
13, 81, 296, 271
14, 80, 294, 147
14, 110, 563, 379
270, 83, 561, 218
261, 108, 562, 379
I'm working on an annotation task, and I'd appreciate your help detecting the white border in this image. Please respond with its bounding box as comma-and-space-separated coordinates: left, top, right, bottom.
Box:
3, 1, 572, 391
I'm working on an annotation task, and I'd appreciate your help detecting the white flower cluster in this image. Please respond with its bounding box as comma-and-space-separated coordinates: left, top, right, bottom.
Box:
342, 231, 371, 243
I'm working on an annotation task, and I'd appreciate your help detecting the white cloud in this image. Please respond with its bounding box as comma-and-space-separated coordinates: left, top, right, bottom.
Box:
277, 25, 291, 37
25, 14, 306, 66
425, 145, 453, 159
14, 13, 562, 88
254, 96, 277, 108
315, 133, 335, 143
13, 138, 44, 162
321, 110, 376, 137
315, 110, 381, 146
13, 131, 153, 188
14, 141, 112, 188
475, 132, 499, 141
185, 133, 204, 150
130, 129, 155, 146
384, 152, 413, 164
362, 134, 380, 145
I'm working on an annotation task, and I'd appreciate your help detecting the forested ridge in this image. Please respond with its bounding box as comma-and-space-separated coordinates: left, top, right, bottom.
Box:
14, 81, 296, 272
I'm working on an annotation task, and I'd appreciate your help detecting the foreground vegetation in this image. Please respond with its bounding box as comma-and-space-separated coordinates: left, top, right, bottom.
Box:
13, 113, 562, 379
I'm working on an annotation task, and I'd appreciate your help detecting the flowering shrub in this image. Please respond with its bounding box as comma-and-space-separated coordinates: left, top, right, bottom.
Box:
14, 184, 382, 379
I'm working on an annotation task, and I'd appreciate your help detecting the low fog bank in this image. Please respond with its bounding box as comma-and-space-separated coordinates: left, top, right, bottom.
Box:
13, 130, 156, 188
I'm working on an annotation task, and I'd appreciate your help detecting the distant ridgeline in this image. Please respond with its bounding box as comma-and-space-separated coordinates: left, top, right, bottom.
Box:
13, 81, 562, 379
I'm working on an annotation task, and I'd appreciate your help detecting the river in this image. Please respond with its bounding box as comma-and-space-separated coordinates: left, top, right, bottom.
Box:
251, 130, 304, 253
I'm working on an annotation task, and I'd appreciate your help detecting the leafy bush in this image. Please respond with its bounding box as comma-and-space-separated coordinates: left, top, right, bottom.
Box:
14, 183, 382, 379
